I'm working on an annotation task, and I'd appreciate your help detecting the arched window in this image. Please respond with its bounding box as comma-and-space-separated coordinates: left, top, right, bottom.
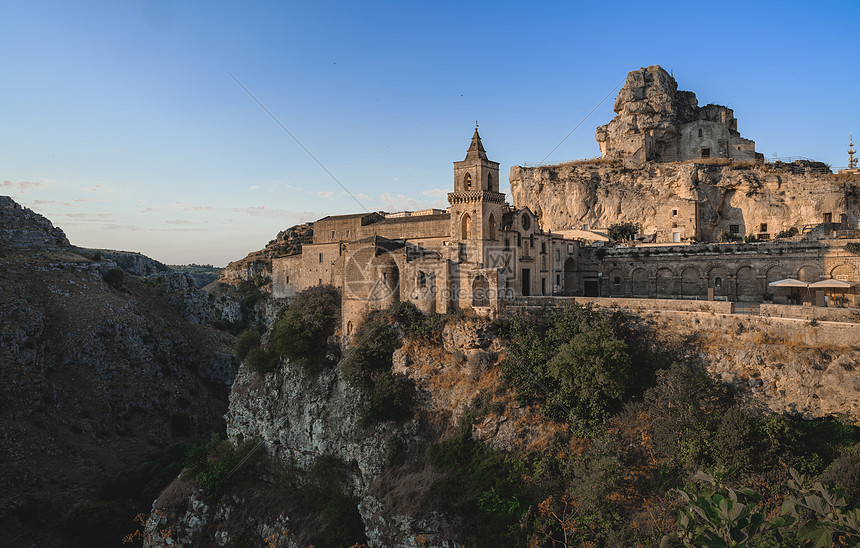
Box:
461, 213, 472, 239
487, 213, 496, 241
698, 128, 703, 138
417, 271, 427, 288
464, 172, 472, 190
487, 173, 493, 190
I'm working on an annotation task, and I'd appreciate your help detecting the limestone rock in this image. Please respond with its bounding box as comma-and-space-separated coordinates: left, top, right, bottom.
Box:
0, 195, 70, 248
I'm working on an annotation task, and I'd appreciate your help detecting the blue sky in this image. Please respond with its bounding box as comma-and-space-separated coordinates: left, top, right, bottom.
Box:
2, 0, 858, 266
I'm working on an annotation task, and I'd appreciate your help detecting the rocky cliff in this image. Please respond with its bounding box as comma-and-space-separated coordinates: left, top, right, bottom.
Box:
510, 161, 860, 242
142, 297, 860, 547
0, 197, 235, 546
595, 65, 756, 166
219, 223, 313, 290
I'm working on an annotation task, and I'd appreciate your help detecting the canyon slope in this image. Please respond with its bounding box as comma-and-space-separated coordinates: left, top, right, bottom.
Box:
0, 196, 235, 546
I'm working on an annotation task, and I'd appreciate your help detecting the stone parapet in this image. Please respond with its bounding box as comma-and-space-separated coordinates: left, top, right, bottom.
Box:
760, 303, 860, 323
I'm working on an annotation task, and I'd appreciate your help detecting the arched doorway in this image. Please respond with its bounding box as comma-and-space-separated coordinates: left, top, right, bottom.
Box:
709, 267, 728, 298
563, 258, 576, 295
472, 275, 490, 307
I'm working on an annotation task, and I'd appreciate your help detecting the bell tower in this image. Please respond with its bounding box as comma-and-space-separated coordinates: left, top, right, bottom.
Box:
448, 126, 505, 250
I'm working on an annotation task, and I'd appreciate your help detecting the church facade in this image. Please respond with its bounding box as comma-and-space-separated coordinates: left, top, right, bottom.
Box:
271, 130, 584, 332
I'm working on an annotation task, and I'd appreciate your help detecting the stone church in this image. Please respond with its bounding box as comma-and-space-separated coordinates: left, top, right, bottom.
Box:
268, 65, 860, 331
271, 129, 584, 331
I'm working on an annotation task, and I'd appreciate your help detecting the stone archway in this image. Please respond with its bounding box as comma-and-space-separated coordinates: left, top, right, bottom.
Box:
656, 268, 674, 295
631, 268, 648, 296
709, 267, 729, 297
831, 264, 856, 281
736, 266, 758, 300
472, 275, 490, 307
798, 265, 823, 282
681, 267, 700, 296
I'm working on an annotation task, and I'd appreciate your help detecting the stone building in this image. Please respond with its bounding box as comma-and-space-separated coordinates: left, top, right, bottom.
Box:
267, 67, 860, 327
271, 130, 584, 331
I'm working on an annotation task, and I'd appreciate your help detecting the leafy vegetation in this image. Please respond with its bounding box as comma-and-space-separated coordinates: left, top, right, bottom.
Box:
499, 305, 636, 434
103, 267, 125, 289
609, 221, 641, 242
342, 309, 414, 424
428, 417, 530, 547
235, 284, 341, 374
775, 226, 799, 239
269, 284, 341, 370
422, 308, 860, 547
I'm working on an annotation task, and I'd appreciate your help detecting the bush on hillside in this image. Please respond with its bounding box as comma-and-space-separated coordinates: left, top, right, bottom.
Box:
500, 304, 632, 434
269, 284, 340, 370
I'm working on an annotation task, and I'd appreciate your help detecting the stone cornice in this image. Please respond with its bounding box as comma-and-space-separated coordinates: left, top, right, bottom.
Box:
448, 190, 506, 205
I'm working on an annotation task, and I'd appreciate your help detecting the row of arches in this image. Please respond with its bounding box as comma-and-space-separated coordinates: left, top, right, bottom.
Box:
604, 263, 858, 298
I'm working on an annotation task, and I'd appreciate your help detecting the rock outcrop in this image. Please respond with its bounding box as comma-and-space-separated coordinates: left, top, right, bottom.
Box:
595, 65, 756, 167
510, 161, 858, 243
0, 195, 70, 248
219, 223, 313, 291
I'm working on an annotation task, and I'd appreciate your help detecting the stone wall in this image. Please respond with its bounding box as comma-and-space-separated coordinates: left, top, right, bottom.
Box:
504, 295, 734, 315
760, 303, 860, 322
587, 240, 860, 301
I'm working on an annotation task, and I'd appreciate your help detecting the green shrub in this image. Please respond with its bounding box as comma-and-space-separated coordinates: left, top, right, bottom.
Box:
428, 420, 529, 547
342, 318, 414, 424
270, 285, 340, 370
244, 346, 279, 374
233, 330, 260, 363
609, 221, 640, 242
500, 305, 632, 434
103, 268, 125, 289
775, 227, 799, 239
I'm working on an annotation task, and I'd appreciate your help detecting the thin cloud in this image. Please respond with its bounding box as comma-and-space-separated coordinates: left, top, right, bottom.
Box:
422, 188, 447, 198
249, 185, 260, 190
317, 191, 334, 199
229, 205, 291, 218
30, 199, 78, 207
2, 180, 45, 192
380, 193, 421, 211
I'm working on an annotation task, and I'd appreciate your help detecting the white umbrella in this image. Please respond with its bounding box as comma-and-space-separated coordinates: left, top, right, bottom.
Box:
768, 278, 809, 288
808, 279, 854, 289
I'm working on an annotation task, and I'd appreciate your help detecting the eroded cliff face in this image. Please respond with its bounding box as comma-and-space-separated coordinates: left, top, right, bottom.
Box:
510, 161, 859, 242
0, 197, 234, 546
147, 318, 562, 547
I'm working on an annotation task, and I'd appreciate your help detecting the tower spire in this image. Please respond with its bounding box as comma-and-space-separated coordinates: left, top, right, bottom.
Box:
465, 125, 488, 161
